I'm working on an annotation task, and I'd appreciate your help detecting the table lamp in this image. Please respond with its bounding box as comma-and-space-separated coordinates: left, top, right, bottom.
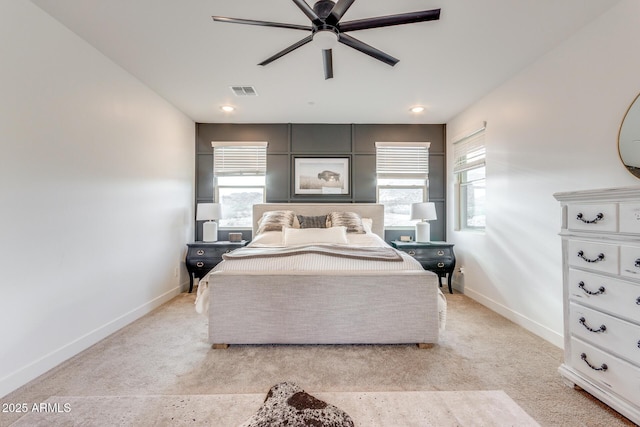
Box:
410, 202, 437, 242
196, 203, 222, 242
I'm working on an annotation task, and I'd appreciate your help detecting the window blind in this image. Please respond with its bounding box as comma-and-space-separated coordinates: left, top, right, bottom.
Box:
453, 125, 486, 174
212, 141, 267, 176
375, 142, 430, 179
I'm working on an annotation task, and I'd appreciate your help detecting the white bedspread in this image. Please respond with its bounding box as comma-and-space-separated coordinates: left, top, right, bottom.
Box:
214, 231, 423, 273
194, 230, 447, 331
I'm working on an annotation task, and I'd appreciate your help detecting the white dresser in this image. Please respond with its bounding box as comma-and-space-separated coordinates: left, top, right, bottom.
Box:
554, 187, 640, 424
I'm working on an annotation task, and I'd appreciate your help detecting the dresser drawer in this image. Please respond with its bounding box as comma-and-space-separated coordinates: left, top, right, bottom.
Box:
404, 247, 453, 262
567, 240, 619, 275
569, 270, 640, 323
619, 203, 640, 234
620, 245, 640, 279
569, 303, 640, 365
567, 203, 617, 232
570, 338, 640, 408
185, 257, 218, 275
402, 248, 454, 272
186, 258, 216, 268
188, 246, 228, 259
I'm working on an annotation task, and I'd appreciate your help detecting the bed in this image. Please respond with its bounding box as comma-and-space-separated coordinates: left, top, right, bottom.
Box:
195, 203, 445, 348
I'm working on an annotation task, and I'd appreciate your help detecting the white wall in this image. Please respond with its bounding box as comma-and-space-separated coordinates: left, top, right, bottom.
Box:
447, 0, 640, 347
0, 1, 195, 397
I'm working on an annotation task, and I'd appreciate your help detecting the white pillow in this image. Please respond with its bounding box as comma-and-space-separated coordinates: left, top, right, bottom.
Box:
283, 226, 348, 246
361, 218, 373, 234
248, 231, 283, 247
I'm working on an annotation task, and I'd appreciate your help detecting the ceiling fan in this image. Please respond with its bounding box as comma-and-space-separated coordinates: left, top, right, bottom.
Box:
212, 0, 440, 79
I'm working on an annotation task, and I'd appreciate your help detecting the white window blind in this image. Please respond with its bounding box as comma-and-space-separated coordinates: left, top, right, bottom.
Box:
375, 142, 430, 178
212, 141, 267, 176
453, 125, 486, 174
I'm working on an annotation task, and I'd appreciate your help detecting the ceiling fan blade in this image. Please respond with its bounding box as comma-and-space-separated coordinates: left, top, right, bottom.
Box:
338, 33, 398, 67
339, 9, 440, 32
326, 0, 356, 25
212, 16, 311, 31
291, 0, 323, 26
258, 35, 314, 66
322, 49, 334, 79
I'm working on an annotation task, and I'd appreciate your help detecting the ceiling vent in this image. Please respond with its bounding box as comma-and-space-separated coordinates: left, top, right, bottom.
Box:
230, 86, 257, 96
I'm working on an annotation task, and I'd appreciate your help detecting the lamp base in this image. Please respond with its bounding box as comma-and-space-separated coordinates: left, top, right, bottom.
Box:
202, 221, 218, 242
415, 221, 431, 243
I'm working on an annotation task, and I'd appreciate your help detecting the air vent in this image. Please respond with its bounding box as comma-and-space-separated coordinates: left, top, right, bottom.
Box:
230, 86, 258, 96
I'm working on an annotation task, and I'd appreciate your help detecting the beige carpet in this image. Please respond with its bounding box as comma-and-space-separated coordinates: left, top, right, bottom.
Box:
1, 293, 635, 426
10, 390, 539, 426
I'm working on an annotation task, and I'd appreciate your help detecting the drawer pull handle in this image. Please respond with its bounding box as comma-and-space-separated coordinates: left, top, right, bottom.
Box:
408, 250, 416, 256
437, 262, 445, 268
437, 250, 445, 256
196, 262, 204, 268
577, 251, 605, 263
636, 297, 640, 305
635, 259, 640, 268
638, 340, 640, 349
576, 212, 604, 224
196, 249, 205, 256
578, 281, 605, 296
580, 353, 608, 372
578, 317, 607, 333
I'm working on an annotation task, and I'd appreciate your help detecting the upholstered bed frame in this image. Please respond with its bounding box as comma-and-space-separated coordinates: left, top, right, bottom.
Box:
205, 203, 440, 348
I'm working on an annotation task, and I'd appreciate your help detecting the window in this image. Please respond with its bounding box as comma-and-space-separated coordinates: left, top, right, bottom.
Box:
453, 124, 486, 230
375, 142, 430, 227
212, 142, 267, 228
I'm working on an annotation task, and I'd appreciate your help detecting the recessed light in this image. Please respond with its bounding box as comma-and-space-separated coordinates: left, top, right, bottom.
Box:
410, 106, 425, 113
221, 105, 235, 112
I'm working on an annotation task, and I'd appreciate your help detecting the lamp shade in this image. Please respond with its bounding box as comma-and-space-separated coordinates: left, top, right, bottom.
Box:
196, 203, 221, 221
410, 202, 437, 221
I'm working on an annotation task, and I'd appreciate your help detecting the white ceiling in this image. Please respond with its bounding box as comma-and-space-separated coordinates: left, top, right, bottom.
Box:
31, 0, 620, 124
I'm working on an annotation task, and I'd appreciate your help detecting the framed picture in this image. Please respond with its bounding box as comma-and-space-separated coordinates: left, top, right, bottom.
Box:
294, 157, 350, 195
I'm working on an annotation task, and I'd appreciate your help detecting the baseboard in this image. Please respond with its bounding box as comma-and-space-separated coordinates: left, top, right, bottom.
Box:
463, 287, 563, 348
0, 284, 185, 398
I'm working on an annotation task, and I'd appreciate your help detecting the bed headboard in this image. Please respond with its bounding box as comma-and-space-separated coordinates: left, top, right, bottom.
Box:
252, 203, 385, 239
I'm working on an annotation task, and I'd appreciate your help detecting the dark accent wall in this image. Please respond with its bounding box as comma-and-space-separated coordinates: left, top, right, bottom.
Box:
195, 123, 446, 242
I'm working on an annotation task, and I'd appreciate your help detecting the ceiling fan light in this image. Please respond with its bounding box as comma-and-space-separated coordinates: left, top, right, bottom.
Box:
313, 30, 338, 50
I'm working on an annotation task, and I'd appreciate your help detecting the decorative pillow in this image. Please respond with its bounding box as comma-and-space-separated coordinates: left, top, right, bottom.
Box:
327, 211, 365, 234
296, 214, 328, 229
283, 226, 348, 245
257, 210, 295, 234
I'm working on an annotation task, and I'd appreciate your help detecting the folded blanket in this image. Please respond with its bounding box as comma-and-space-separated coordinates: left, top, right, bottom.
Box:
223, 244, 404, 262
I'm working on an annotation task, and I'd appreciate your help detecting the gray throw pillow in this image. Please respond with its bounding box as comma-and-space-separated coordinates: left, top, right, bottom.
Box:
296, 215, 328, 229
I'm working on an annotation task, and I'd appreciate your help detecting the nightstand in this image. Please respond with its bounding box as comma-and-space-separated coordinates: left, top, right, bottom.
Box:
185, 241, 247, 293
391, 241, 456, 294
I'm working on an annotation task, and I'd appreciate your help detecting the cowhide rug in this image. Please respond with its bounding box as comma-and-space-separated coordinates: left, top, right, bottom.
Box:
241, 382, 354, 427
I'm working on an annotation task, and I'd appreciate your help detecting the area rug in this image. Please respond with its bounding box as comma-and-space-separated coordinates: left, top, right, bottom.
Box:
9, 390, 540, 426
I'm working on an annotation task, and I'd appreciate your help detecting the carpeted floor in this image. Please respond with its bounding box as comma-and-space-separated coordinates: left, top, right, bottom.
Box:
1, 292, 636, 426
10, 390, 539, 426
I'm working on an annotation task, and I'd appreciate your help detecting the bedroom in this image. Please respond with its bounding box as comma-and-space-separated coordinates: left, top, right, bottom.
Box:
1, 0, 639, 424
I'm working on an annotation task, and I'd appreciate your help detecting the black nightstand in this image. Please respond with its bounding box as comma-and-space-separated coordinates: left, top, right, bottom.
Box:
185, 241, 247, 293
391, 241, 456, 294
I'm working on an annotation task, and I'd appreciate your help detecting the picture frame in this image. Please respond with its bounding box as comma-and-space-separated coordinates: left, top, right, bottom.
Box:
293, 157, 350, 195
